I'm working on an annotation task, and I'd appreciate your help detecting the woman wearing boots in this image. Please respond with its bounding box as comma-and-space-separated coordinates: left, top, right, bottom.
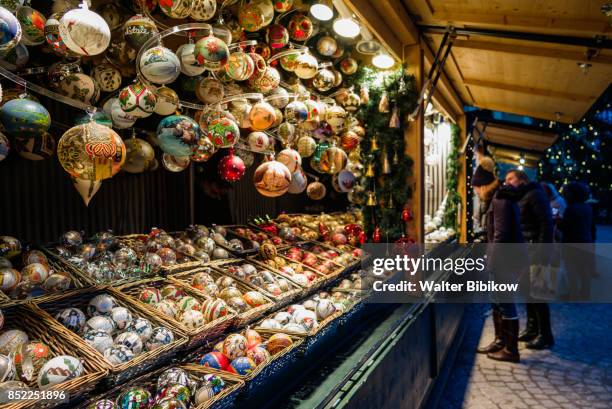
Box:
473, 156, 524, 363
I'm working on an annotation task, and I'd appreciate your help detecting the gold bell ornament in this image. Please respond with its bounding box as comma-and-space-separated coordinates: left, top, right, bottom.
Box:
360, 85, 369, 105
365, 162, 375, 177
389, 106, 400, 128
366, 191, 377, 206
370, 135, 379, 152
392, 148, 400, 165
378, 92, 389, 113
381, 148, 391, 174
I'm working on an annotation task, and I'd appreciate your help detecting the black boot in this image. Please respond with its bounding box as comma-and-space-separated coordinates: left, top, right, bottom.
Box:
477, 310, 504, 354
527, 304, 554, 350
488, 318, 520, 363
518, 303, 537, 342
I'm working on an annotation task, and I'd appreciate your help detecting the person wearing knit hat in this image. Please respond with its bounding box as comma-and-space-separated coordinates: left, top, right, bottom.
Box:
473, 155, 525, 363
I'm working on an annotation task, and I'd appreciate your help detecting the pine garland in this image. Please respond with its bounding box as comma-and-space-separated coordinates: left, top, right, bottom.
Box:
346, 65, 418, 240
444, 123, 461, 230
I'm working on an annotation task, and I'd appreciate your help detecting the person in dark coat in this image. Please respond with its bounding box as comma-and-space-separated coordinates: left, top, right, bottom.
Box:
474, 156, 523, 363
505, 170, 555, 350
559, 182, 595, 300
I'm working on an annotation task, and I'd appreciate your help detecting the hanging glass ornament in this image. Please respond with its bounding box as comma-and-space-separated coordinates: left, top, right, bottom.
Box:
238, 2, 264, 32
294, 53, 318, 79
162, 153, 191, 172
378, 92, 389, 113
312, 68, 335, 92
340, 130, 361, 152
0, 7, 21, 56
288, 13, 314, 42
156, 115, 201, 156
159, 0, 193, 18
44, 13, 73, 57
225, 51, 255, 81
316, 35, 337, 57
0, 98, 50, 138
123, 137, 155, 173
320, 146, 348, 174
249, 101, 276, 131
218, 149, 246, 182
346, 160, 363, 177
336, 169, 356, 192
306, 181, 326, 200
206, 116, 240, 148
370, 135, 379, 152
59, 3, 111, 56
284, 100, 308, 124
194, 35, 229, 71
364, 162, 375, 177
339, 57, 358, 75
267, 87, 290, 109
139, 46, 181, 84
309, 140, 329, 173
254, 0, 274, 26
72, 177, 102, 206
266, 24, 289, 49
381, 148, 391, 174
247, 131, 270, 152
360, 85, 370, 104
341, 91, 361, 112
123, 14, 158, 51
248, 66, 280, 93
107, 98, 137, 129
325, 105, 346, 129
332, 69, 343, 87
248, 52, 267, 80
119, 81, 157, 118
192, 136, 216, 162
287, 168, 307, 194
235, 148, 255, 167
92, 64, 122, 93
274, 0, 293, 12
57, 122, 126, 181
348, 184, 365, 205
191, 0, 216, 21
253, 160, 292, 197
16, 6, 46, 46
279, 52, 299, 72
278, 122, 296, 145
366, 191, 377, 206
392, 148, 400, 165
177, 43, 207, 76
196, 77, 225, 104
55, 73, 101, 105
276, 148, 302, 173
154, 86, 179, 116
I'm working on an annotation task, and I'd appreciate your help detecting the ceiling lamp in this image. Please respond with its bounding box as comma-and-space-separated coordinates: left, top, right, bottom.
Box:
372, 52, 395, 69
311, 0, 334, 21
333, 17, 360, 38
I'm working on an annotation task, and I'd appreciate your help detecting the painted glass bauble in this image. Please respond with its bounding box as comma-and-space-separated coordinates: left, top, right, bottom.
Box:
248, 101, 276, 131
139, 46, 181, 85
287, 168, 307, 194
277, 122, 295, 145
336, 169, 356, 192
107, 98, 137, 129
272, 108, 283, 127
316, 35, 337, 57
37, 355, 83, 389
206, 116, 240, 148
55, 307, 86, 333
191, 0, 216, 21
247, 52, 266, 80
319, 146, 347, 174
83, 329, 113, 353
304, 99, 321, 122
294, 53, 318, 79
176, 44, 205, 77
288, 13, 313, 42
279, 51, 299, 72
92, 64, 122, 93
162, 154, 190, 172
340, 130, 360, 151
253, 160, 292, 197
123, 137, 155, 173
228, 100, 252, 128
332, 69, 343, 87
309, 140, 329, 172
0, 99, 50, 138
191, 137, 216, 162
87, 294, 118, 317
266, 24, 289, 49
194, 35, 229, 71
0, 6, 21, 56
0, 41, 27, 70
284, 100, 308, 124
123, 14, 158, 51
218, 151, 245, 182
0, 132, 9, 162
146, 327, 174, 351
160, 0, 193, 19
196, 77, 224, 104
154, 86, 179, 116
276, 148, 301, 173
98, 3, 122, 31
14, 133, 55, 160
306, 181, 326, 200
119, 81, 157, 118
254, 0, 274, 26
341, 91, 361, 112
238, 2, 264, 32
267, 87, 289, 109
56, 73, 100, 105
248, 66, 280, 93
222, 334, 247, 360
15, 6, 45, 46
225, 52, 254, 81
42, 14, 69, 57
0, 1, 24, 13
229, 357, 256, 375
325, 105, 346, 128
59, 6, 111, 56
339, 57, 358, 75
247, 131, 269, 152
296, 135, 316, 158
273, 0, 293, 12
157, 115, 201, 156
313, 68, 335, 92
103, 345, 134, 365
116, 387, 151, 409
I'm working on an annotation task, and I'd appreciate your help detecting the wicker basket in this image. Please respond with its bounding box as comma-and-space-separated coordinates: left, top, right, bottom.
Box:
118, 278, 236, 348
171, 268, 276, 328
30, 286, 188, 384
77, 364, 244, 409
118, 234, 204, 275
0, 304, 107, 409
189, 332, 304, 398
210, 259, 302, 307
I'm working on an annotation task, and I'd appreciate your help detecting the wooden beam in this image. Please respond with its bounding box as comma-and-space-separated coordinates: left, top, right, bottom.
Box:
464, 78, 597, 102
404, 44, 424, 243
422, 12, 610, 36
453, 39, 612, 65
343, 0, 403, 60
471, 102, 576, 123
421, 40, 465, 114
373, 0, 419, 46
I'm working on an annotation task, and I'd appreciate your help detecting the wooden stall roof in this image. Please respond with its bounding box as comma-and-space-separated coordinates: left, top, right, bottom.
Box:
346, 0, 612, 124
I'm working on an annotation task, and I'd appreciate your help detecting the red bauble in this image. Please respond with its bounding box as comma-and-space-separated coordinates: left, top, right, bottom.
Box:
401, 208, 413, 222
372, 227, 382, 243
218, 150, 246, 182
358, 231, 367, 245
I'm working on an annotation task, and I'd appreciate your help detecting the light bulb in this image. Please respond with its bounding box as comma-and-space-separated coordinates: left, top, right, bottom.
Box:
310, 0, 334, 21
519, 157, 525, 165
333, 17, 360, 38
518, 165, 524, 170
372, 52, 395, 69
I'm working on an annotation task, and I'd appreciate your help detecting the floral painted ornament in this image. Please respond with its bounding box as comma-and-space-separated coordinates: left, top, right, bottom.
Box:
266, 24, 289, 49
191, 0, 216, 21
207, 116, 240, 148
248, 66, 280, 93
159, 0, 193, 19
238, 2, 264, 32
119, 81, 157, 118
224, 51, 255, 81
273, 0, 293, 12
177, 43, 206, 76
191, 136, 216, 162
16, 6, 46, 46
288, 13, 313, 42
194, 35, 229, 71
